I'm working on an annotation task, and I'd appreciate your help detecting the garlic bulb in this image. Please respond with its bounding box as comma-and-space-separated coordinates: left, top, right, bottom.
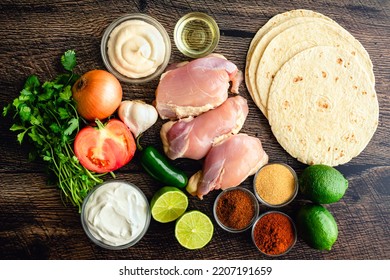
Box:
118, 100, 158, 137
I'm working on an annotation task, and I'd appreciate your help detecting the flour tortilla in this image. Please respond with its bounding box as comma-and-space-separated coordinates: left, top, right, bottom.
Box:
267, 46, 379, 166
257, 20, 374, 118
245, 10, 334, 114
246, 9, 333, 71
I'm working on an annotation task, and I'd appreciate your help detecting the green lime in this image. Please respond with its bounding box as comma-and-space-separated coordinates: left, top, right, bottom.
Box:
175, 210, 214, 250
297, 204, 338, 251
150, 186, 188, 223
299, 164, 348, 204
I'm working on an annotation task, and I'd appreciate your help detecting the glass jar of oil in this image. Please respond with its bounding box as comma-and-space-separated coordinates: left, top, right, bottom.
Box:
174, 12, 220, 58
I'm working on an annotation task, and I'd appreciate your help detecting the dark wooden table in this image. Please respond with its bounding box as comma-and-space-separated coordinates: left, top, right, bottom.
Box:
0, 0, 389, 260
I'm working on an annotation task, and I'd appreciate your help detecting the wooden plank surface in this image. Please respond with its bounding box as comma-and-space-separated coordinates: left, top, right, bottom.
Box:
0, 0, 389, 260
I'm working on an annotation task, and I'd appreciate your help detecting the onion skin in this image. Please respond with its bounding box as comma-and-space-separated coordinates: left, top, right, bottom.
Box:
72, 70, 122, 121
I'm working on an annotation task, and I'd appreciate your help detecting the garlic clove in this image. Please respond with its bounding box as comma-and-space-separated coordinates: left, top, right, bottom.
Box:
118, 100, 158, 137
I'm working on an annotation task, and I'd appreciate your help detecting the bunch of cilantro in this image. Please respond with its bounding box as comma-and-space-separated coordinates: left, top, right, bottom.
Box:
3, 50, 105, 212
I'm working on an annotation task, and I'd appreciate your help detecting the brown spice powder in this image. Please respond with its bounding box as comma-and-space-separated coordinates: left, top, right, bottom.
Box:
255, 164, 295, 205
216, 188, 255, 230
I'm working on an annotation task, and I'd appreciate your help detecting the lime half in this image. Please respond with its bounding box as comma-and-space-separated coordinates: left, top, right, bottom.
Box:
175, 210, 214, 250
150, 186, 188, 223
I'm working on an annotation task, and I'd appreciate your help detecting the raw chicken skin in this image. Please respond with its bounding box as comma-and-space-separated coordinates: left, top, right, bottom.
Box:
160, 96, 249, 160
186, 134, 269, 199
155, 55, 243, 120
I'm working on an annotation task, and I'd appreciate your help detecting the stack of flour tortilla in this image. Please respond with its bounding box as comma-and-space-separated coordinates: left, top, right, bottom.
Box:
246, 9, 379, 166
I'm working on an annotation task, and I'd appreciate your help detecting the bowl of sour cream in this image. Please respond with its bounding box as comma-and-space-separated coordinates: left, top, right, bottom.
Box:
101, 13, 171, 83
81, 180, 151, 250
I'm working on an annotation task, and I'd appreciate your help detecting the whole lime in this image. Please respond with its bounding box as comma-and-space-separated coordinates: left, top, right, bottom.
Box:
299, 164, 348, 204
297, 204, 338, 251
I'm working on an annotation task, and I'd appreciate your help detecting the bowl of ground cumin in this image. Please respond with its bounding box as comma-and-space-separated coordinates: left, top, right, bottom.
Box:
213, 187, 259, 233
251, 211, 297, 257
253, 163, 298, 208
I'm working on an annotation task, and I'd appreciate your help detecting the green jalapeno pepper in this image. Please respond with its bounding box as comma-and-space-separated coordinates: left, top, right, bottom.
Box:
137, 137, 188, 188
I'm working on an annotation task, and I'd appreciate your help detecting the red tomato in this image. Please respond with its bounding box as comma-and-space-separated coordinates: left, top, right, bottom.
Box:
74, 119, 136, 173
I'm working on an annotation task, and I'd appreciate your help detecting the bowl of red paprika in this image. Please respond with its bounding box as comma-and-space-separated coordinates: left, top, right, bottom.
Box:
251, 211, 297, 257
213, 187, 259, 233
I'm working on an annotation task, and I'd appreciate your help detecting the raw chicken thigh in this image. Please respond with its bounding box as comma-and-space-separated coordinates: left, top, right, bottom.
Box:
186, 134, 269, 199
154, 55, 243, 120
160, 96, 249, 160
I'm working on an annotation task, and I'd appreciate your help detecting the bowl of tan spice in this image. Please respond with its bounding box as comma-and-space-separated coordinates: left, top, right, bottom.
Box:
253, 163, 298, 208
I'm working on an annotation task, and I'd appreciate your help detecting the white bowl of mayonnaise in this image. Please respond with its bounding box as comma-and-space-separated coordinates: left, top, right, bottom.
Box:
81, 180, 151, 250
101, 13, 171, 83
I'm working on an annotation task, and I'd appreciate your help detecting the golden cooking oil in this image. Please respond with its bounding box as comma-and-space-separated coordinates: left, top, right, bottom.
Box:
174, 12, 220, 58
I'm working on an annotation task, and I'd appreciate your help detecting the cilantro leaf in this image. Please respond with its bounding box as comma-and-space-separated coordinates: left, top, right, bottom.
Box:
30, 115, 42, 125
3, 103, 11, 117
43, 155, 51, 161
12, 98, 22, 110
64, 117, 79, 135
61, 50, 76, 71
50, 123, 61, 133
21, 88, 33, 97
16, 130, 28, 144
39, 82, 55, 101
19, 104, 32, 122
58, 107, 70, 119
18, 92, 33, 102
24, 75, 40, 92
28, 128, 44, 146
10, 124, 26, 131
54, 73, 71, 85
59, 85, 72, 101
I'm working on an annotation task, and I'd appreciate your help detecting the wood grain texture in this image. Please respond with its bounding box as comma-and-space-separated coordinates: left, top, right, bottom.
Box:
0, 0, 389, 260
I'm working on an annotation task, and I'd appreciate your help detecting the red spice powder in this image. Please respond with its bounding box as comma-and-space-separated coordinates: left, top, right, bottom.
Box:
216, 188, 255, 230
253, 212, 295, 255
